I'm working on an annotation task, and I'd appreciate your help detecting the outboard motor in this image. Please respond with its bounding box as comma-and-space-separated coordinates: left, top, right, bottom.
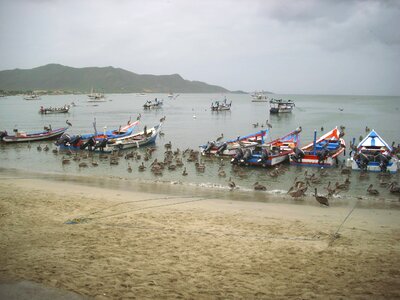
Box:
204, 141, 215, 154
241, 148, 252, 163
317, 149, 330, 165
216, 142, 227, 155
231, 148, 244, 164
95, 138, 108, 152
376, 153, 390, 172
0, 130, 7, 141
55, 133, 71, 146
80, 137, 96, 151
291, 147, 305, 163
358, 152, 371, 171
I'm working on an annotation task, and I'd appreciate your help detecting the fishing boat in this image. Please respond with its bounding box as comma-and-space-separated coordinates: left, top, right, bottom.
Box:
56, 120, 139, 151
0, 127, 68, 143
143, 98, 163, 109
269, 98, 295, 113
289, 127, 345, 167
211, 98, 232, 111
231, 128, 302, 167
346, 130, 398, 173
251, 91, 269, 102
87, 88, 106, 102
39, 105, 70, 114
200, 130, 267, 156
102, 123, 163, 152
23, 94, 41, 100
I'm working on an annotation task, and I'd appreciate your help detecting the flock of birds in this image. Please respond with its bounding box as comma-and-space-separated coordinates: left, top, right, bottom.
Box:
29, 131, 400, 207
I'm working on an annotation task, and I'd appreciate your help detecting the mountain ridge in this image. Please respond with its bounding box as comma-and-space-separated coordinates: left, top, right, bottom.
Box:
0, 64, 230, 93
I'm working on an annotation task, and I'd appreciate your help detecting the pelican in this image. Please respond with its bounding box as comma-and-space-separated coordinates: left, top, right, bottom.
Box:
160, 116, 166, 122
338, 108, 344, 111
78, 162, 88, 168
367, 184, 379, 196
216, 133, 224, 142
43, 145, 49, 151
37, 145, 42, 151
138, 162, 146, 171
320, 126, 324, 131
228, 177, 236, 190
182, 167, 188, 176
127, 163, 132, 173
289, 186, 307, 198
66, 120, 72, 127
388, 182, 400, 194
266, 120, 272, 129
314, 188, 329, 206
218, 167, 226, 177
253, 182, 267, 191
62, 157, 70, 165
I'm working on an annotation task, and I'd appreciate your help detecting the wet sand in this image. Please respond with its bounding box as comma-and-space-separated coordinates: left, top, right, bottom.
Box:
0, 172, 400, 299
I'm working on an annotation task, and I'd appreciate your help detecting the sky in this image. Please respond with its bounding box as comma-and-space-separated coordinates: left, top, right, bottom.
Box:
0, 0, 399, 95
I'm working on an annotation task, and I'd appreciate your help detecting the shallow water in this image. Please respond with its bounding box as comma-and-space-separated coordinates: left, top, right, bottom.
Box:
0, 93, 399, 202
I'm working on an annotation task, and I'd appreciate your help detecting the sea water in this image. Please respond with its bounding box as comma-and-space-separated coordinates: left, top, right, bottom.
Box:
0, 93, 399, 202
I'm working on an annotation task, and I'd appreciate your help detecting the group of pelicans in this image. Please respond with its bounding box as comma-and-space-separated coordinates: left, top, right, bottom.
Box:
29, 134, 400, 207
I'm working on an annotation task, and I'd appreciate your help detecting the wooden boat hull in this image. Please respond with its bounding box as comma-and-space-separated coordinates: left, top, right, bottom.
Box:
200, 130, 267, 156
289, 127, 345, 167
103, 124, 162, 152
235, 151, 290, 167
39, 108, 70, 114
1, 127, 68, 143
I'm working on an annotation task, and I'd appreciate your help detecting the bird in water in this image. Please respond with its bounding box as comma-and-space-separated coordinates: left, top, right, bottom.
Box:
266, 120, 272, 129
367, 184, 379, 196
228, 177, 236, 190
37, 144, 42, 151
253, 182, 267, 191
182, 167, 188, 176
320, 126, 324, 131
66, 120, 72, 127
338, 108, 344, 111
314, 188, 329, 206
365, 126, 370, 132
138, 162, 146, 171
127, 163, 132, 173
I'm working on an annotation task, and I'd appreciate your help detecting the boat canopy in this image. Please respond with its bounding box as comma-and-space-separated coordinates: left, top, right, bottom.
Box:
357, 130, 392, 151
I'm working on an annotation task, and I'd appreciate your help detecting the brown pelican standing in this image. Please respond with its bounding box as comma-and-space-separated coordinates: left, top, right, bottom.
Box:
367, 184, 379, 196
314, 188, 329, 206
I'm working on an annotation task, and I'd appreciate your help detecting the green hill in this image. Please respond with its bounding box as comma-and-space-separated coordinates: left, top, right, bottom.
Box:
0, 64, 230, 93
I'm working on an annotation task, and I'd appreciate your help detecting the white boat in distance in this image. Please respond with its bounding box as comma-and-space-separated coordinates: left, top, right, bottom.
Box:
23, 94, 41, 100
87, 88, 106, 102
251, 91, 269, 102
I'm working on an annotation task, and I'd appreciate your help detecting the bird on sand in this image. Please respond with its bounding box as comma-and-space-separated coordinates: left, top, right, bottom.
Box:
367, 184, 379, 196
314, 188, 329, 206
253, 182, 267, 191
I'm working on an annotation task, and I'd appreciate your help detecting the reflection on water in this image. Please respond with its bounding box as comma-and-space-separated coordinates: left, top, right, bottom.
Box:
0, 93, 399, 204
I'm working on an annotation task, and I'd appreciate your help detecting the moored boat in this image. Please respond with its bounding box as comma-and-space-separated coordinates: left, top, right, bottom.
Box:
143, 98, 163, 109
87, 88, 106, 102
39, 105, 70, 114
231, 128, 302, 167
251, 91, 269, 102
289, 127, 345, 167
23, 94, 41, 100
346, 130, 398, 173
269, 98, 295, 113
102, 123, 163, 152
56, 120, 139, 151
200, 130, 267, 156
0, 127, 68, 143
211, 98, 232, 111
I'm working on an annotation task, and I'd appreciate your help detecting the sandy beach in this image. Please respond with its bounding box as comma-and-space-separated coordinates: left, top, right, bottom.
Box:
1, 170, 400, 299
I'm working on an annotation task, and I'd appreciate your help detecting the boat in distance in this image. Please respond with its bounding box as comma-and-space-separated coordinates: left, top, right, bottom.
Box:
39, 105, 71, 114
102, 123, 163, 152
0, 127, 68, 143
346, 130, 398, 173
23, 94, 41, 100
289, 127, 346, 167
269, 98, 295, 113
231, 128, 302, 167
200, 130, 267, 156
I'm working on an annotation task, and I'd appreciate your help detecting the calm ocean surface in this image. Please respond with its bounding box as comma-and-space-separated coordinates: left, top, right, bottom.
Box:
0, 93, 399, 202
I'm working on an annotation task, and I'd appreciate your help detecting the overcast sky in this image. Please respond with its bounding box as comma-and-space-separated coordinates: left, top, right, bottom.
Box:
0, 0, 399, 95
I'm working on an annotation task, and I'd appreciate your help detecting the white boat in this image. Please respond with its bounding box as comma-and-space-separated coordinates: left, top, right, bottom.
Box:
211, 98, 232, 111
23, 94, 41, 100
103, 123, 162, 152
251, 91, 269, 102
87, 88, 106, 102
346, 130, 398, 173
269, 98, 295, 113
